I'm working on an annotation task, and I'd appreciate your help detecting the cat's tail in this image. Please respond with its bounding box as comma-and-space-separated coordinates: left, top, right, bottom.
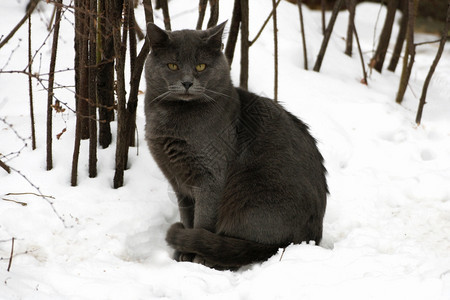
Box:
166, 222, 282, 269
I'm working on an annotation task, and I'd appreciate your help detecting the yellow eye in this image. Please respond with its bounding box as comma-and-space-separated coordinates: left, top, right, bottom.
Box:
195, 64, 206, 72
167, 63, 179, 71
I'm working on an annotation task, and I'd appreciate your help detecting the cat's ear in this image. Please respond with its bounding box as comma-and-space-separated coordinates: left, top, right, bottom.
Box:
147, 22, 170, 49
205, 21, 227, 51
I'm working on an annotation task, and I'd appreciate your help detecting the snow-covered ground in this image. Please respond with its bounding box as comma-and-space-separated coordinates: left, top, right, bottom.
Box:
1, 0, 450, 299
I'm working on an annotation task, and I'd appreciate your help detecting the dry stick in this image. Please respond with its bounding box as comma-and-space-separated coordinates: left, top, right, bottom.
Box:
112, 0, 127, 189
71, 0, 84, 186
372, 0, 399, 73
320, 0, 326, 35
239, 0, 249, 89
0, 160, 11, 174
1, 198, 27, 206
272, 0, 278, 103
297, 0, 308, 70
88, 0, 98, 178
225, 0, 241, 66
128, 0, 138, 148
0, 0, 38, 49
415, 38, 449, 46
47, 0, 63, 171
97, 0, 114, 149
395, 0, 417, 104
115, 0, 154, 188
388, 0, 408, 72
279, 247, 286, 261
353, 20, 368, 85
313, 0, 343, 72
207, 0, 219, 29
6, 192, 55, 198
80, 0, 91, 140
249, 0, 281, 46
160, 0, 171, 31
47, 5, 57, 32
28, 14, 36, 150
7, 238, 14, 272
196, 0, 208, 30
415, 2, 449, 125
114, 0, 131, 187
345, 0, 356, 57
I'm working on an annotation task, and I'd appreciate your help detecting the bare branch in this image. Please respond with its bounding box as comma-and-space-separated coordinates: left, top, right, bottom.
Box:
297, 0, 308, 70
0, 160, 11, 174
416, 2, 449, 125
28, 13, 36, 150
0, 0, 38, 49
7, 238, 15, 272
249, 0, 281, 46
272, 0, 279, 102
196, 0, 208, 30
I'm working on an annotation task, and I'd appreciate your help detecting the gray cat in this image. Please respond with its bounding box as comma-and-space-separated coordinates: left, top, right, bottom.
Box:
144, 21, 328, 269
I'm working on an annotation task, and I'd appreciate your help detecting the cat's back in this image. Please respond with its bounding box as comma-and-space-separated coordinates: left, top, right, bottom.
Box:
235, 87, 327, 195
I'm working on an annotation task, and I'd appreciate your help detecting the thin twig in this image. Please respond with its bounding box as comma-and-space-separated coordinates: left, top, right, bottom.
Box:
6, 192, 55, 199
272, 0, 278, 102
352, 13, 368, 85
0, 160, 11, 174
28, 12, 36, 150
0, 1, 38, 49
415, 2, 449, 125
8, 166, 70, 228
414, 37, 449, 47
279, 247, 286, 261
7, 238, 15, 272
249, 0, 281, 46
1, 198, 28, 206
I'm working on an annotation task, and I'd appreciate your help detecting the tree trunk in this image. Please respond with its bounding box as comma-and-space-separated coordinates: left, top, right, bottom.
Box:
225, 0, 241, 66
395, 0, 417, 104
128, 1, 138, 147
415, 2, 449, 125
207, 0, 219, 28
345, 0, 356, 56
196, 0, 208, 30
240, 0, 249, 89
28, 13, 36, 150
313, 0, 343, 72
160, 0, 171, 31
371, 0, 399, 73
71, 0, 83, 186
88, 0, 98, 178
80, 0, 90, 140
111, 0, 127, 189
297, 0, 308, 69
321, 0, 326, 35
47, 0, 63, 171
97, 0, 114, 149
388, 0, 408, 72
272, 0, 278, 102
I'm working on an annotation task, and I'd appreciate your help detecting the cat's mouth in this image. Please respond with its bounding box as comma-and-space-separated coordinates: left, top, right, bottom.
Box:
172, 91, 203, 101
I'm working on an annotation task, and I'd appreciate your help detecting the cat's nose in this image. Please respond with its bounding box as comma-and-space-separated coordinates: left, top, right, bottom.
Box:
181, 81, 193, 90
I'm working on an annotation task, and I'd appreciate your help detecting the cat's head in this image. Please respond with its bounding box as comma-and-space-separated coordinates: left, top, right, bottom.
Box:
145, 21, 230, 103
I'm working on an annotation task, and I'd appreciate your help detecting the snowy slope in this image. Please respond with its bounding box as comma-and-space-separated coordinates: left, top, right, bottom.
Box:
1, 0, 450, 299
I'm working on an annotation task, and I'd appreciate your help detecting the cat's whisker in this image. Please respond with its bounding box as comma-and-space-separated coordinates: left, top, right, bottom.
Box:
150, 91, 171, 104
204, 89, 239, 101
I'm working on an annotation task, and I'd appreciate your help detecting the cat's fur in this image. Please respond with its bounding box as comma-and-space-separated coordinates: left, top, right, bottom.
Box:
144, 22, 328, 269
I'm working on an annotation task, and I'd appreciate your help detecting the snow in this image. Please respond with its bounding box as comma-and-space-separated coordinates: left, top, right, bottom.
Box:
1, 0, 450, 299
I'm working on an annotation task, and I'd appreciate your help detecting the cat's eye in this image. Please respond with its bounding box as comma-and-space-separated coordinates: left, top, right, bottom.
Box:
195, 64, 206, 72
167, 63, 179, 71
